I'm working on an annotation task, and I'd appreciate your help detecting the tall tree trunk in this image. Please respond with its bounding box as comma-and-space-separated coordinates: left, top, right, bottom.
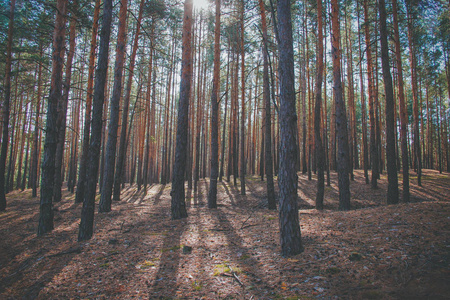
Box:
171, 0, 193, 220
38, 0, 67, 234
258, 0, 276, 210
75, 0, 101, 203
331, 0, 351, 211
0, 0, 15, 210
54, 4, 77, 203
219, 50, 230, 182
78, 0, 113, 241
379, 0, 399, 204
277, 0, 303, 256
315, 0, 325, 210
208, 0, 221, 208
240, 0, 246, 195
31, 46, 43, 197
113, 0, 144, 201
98, 0, 128, 212
363, 0, 378, 188
393, 0, 409, 202
406, 2, 421, 186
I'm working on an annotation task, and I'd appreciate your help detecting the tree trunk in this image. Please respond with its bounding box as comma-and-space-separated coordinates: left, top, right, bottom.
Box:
0, 0, 15, 210
363, 0, 378, 189
75, 0, 101, 203
78, 0, 113, 241
392, 0, 409, 202
331, 0, 351, 211
258, 0, 276, 210
315, 0, 325, 210
113, 0, 144, 202
277, 0, 303, 256
38, 0, 67, 234
240, 0, 246, 195
98, 0, 128, 212
208, 0, 221, 208
171, 0, 193, 220
54, 4, 77, 203
379, 0, 399, 205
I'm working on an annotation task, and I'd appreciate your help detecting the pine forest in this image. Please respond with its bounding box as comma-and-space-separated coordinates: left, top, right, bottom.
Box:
0, 0, 449, 298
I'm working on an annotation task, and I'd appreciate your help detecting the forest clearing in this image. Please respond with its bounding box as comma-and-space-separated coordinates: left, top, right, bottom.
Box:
0, 169, 449, 299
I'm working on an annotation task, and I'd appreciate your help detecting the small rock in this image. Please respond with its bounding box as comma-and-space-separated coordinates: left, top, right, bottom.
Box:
182, 245, 192, 254
108, 239, 118, 245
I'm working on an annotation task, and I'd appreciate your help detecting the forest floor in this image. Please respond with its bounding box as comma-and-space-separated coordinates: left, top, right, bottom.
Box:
0, 169, 449, 299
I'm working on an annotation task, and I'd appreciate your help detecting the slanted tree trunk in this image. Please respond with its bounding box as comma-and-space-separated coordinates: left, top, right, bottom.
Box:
277, 0, 303, 256
393, 0, 409, 202
379, 0, 399, 205
171, 0, 193, 220
98, 0, 128, 212
208, 0, 221, 208
315, 0, 325, 210
331, 0, 351, 211
258, 0, 276, 210
54, 3, 77, 203
0, 0, 15, 211
38, 0, 67, 235
75, 0, 101, 203
78, 0, 113, 241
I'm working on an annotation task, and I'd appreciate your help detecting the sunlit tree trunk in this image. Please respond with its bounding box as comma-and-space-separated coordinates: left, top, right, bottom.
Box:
332, 0, 350, 211
315, 0, 325, 210
208, 0, 221, 208
277, 0, 303, 256
171, 0, 193, 220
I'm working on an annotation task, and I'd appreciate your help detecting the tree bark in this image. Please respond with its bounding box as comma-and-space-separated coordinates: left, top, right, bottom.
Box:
75, 0, 101, 203
98, 0, 128, 212
38, 0, 67, 235
54, 3, 77, 203
78, 0, 113, 241
0, 0, 15, 211
171, 0, 193, 220
331, 0, 351, 211
315, 0, 325, 210
277, 0, 303, 256
240, 0, 246, 195
379, 0, 399, 205
258, 0, 276, 210
393, 0, 409, 202
208, 0, 221, 208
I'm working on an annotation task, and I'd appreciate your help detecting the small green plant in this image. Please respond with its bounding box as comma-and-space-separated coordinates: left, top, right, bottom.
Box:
191, 280, 203, 291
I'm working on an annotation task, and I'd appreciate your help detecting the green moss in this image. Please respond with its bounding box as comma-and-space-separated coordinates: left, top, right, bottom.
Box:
191, 280, 203, 291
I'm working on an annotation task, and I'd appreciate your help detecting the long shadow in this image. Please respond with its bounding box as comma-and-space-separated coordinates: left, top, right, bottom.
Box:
152, 184, 166, 206
147, 216, 188, 298
220, 181, 236, 206
210, 208, 275, 298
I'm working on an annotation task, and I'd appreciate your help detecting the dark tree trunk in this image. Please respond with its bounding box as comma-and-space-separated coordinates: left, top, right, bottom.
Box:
331, 0, 351, 211
240, 0, 246, 195
277, 0, 303, 256
78, 0, 113, 241
38, 0, 67, 235
0, 0, 15, 211
315, 0, 325, 210
379, 0, 399, 205
208, 0, 221, 208
171, 0, 193, 220
31, 46, 43, 197
99, 0, 128, 212
258, 0, 276, 210
75, 0, 101, 203
54, 4, 77, 203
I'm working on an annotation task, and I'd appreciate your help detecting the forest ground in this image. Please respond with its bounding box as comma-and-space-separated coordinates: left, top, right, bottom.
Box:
0, 169, 449, 299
